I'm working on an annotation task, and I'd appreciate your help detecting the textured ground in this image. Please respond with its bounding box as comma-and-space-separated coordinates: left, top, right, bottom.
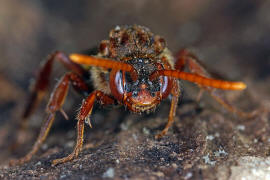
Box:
0, 1, 270, 179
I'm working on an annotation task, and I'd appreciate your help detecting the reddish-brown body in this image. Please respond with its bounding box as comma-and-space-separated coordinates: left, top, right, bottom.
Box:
10, 25, 248, 166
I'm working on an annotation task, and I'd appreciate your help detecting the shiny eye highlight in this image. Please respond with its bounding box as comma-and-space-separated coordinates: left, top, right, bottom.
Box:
161, 76, 169, 93
115, 71, 124, 94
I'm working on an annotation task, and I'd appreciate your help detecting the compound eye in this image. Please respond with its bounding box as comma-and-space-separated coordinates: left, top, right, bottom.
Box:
115, 71, 124, 94
161, 76, 169, 93
125, 72, 133, 84
110, 70, 125, 101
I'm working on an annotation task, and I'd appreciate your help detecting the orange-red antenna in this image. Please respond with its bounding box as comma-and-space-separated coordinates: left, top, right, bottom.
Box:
150, 70, 246, 90
70, 54, 138, 80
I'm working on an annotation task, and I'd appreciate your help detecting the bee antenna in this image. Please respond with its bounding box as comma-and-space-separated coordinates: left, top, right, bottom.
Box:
70, 54, 138, 81
150, 70, 246, 90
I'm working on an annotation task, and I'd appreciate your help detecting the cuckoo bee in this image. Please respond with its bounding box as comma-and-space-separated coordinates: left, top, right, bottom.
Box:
10, 25, 247, 166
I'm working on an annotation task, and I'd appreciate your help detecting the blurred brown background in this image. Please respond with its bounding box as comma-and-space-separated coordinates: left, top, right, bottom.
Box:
0, 0, 270, 179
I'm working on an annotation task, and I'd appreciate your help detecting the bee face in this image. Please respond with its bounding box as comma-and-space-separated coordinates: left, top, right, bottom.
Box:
110, 58, 171, 113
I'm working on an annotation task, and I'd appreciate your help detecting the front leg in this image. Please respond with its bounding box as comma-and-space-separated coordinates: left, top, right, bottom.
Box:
23, 51, 88, 121
52, 91, 114, 165
12, 52, 90, 149
9, 72, 89, 166
155, 79, 180, 139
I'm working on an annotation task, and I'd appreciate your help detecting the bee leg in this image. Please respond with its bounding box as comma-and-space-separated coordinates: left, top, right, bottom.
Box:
209, 90, 260, 118
23, 51, 88, 126
155, 79, 180, 139
174, 49, 256, 118
52, 91, 114, 165
9, 72, 89, 166
12, 51, 89, 150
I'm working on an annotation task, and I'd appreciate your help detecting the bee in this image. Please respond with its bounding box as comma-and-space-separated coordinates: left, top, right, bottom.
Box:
10, 25, 247, 166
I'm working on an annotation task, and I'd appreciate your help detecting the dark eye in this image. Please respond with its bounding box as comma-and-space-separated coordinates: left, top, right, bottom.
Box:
125, 72, 133, 83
